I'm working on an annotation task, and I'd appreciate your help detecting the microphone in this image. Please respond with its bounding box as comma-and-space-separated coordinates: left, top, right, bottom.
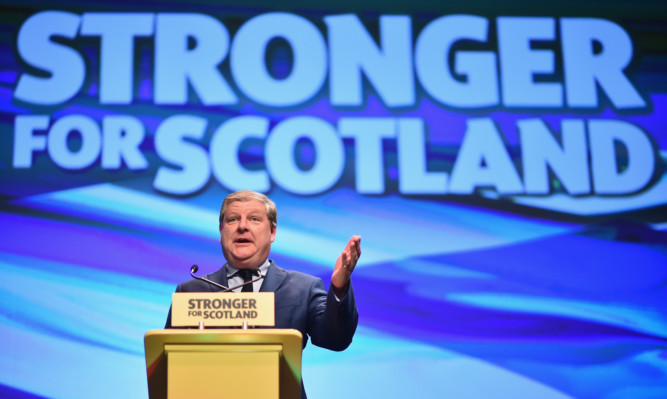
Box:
190, 264, 264, 292
190, 264, 230, 291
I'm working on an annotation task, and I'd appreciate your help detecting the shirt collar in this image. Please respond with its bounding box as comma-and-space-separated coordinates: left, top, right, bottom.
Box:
225, 259, 270, 278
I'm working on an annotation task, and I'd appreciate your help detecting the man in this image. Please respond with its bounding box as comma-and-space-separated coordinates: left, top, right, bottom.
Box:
165, 190, 360, 396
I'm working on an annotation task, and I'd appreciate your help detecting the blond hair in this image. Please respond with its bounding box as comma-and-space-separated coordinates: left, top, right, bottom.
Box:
219, 190, 277, 228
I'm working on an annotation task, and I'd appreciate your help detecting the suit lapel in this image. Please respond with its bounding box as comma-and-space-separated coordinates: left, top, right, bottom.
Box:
259, 261, 288, 292
206, 267, 229, 292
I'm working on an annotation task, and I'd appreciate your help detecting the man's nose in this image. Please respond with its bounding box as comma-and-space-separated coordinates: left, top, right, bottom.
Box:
237, 217, 249, 230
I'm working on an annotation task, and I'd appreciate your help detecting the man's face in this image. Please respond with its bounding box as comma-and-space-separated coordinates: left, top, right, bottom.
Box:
219, 199, 276, 269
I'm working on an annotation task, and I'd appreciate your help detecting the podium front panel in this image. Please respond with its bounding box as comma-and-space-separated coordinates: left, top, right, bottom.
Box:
144, 329, 302, 399
166, 345, 280, 399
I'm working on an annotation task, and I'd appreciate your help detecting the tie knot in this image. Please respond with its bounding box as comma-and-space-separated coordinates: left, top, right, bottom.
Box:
238, 269, 254, 283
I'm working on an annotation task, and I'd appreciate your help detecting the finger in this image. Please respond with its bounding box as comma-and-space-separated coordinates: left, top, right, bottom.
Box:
348, 245, 359, 266
343, 251, 356, 272
349, 236, 361, 259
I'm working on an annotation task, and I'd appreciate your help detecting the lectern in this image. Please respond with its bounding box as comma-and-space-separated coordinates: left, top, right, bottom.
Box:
144, 328, 303, 399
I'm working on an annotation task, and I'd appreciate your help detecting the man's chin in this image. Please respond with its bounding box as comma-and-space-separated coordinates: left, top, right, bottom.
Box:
229, 254, 259, 268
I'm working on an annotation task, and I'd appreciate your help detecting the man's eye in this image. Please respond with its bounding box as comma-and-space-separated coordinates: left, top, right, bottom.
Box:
228, 217, 238, 223
251, 217, 259, 222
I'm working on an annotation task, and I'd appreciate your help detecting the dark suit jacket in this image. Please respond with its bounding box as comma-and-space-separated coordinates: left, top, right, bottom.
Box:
165, 260, 358, 352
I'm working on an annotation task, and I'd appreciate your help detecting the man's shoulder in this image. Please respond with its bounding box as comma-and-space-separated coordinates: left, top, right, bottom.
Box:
177, 277, 210, 292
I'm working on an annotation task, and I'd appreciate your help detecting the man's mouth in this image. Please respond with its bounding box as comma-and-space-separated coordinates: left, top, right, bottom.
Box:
235, 238, 252, 244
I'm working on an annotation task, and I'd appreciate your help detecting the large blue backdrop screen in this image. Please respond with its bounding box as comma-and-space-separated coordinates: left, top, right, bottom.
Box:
1, 1, 666, 398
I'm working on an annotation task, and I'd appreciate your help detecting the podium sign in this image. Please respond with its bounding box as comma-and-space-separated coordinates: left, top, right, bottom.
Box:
171, 292, 275, 327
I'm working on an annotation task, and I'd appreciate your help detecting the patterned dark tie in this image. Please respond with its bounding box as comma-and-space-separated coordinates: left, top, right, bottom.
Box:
239, 269, 254, 292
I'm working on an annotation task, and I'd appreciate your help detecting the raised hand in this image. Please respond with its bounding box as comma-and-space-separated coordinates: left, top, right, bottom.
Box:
331, 235, 362, 297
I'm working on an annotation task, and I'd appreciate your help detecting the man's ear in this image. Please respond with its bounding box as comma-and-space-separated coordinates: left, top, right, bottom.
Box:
270, 225, 276, 242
